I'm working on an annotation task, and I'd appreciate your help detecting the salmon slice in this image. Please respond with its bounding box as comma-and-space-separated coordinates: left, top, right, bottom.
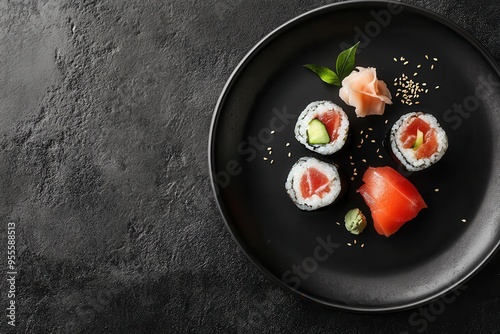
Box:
300, 167, 331, 199
316, 110, 341, 142
400, 117, 439, 159
358, 166, 427, 237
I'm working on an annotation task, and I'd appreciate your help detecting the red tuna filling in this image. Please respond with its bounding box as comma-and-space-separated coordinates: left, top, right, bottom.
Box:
300, 167, 331, 199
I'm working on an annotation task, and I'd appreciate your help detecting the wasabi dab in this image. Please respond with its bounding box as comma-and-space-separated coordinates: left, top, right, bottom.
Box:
344, 208, 367, 235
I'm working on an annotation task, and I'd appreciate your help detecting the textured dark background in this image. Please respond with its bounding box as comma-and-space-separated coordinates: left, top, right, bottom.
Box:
0, 0, 499, 333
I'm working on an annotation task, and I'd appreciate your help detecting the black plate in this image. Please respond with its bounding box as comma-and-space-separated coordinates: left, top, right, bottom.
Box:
209, 1, 500, 312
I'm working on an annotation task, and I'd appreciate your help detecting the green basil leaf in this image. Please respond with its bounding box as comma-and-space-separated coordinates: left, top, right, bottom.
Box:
303, 64, 341, 86
335, 41, 360, 82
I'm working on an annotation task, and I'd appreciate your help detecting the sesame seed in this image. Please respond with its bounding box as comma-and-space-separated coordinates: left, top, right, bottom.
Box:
413, 72, 418, 77
368, 127, 373, 131
347, 243, 352, 246
270, 160, 274, 164
354, 239, 357, 244
263, 157, 268, 161
353, 172, 358, 176
360, 139, 364, 144
422, 83, 427, 86
362, 159, 367, 163
351, 177, 355, 181
361, 244, 365, 248
431, 64, 434, 70
288, 152, 291, 158
396, 92, 400, 97
350, 162, 355, 166
425, 55, 429, 59
336, 221, 340, 225
379, 155, 383, 159
349, 155, 353, 160
385, 119, 388, 124
415, 101, 420, 105
371, 140, 376, 143
271, 130, 275, 134
417, 64, 421, 68
376, 148, 380, 153
286, 142, 290, 147
267, 147, 272, 151
425, 89, 429, 93
365, 134, 369, 139
400, 57, 404, 61
433, 57, 438, 61
461, 219, 467, 223
360, 130, 364, 135
435, 85, 440, 89
357, 145, 362, 149
404, 61, 409, 65
401, 99, 405, 104
393, 57, 398, 62
434, 188, 439, 192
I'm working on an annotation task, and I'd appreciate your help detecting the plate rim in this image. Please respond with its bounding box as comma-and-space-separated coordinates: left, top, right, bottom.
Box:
208, 0, 500, 312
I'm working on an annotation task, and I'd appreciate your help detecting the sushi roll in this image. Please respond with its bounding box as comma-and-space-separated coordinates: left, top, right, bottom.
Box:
294, 101, 349, 155
389, 112, 448, 172
285, 157, 344, 211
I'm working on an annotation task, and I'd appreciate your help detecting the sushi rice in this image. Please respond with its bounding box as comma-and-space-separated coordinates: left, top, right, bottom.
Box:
294, 101, 349, 155
285, 157, 342, 211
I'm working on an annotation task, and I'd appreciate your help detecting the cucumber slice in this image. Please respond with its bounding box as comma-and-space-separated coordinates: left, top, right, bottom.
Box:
307, 119, 330, 145
412, 129, 424, 150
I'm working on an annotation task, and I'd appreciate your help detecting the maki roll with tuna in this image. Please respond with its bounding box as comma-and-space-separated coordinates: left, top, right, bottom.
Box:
294, 101, 349, 155
285, 157, 344, 211
389, 112, 448, 172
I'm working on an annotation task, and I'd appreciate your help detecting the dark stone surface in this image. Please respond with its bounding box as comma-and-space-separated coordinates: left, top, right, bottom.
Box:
0, 0, 498, 333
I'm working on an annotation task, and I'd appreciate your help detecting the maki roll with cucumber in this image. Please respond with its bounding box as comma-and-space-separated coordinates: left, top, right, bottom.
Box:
285, 157, 345, 211
389, 112, 448, 171
294, 101, 349, 155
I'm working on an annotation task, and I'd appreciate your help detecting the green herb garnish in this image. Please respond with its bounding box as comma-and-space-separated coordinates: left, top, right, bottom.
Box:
304, 41, 360, 87
303, 65, 341, 86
